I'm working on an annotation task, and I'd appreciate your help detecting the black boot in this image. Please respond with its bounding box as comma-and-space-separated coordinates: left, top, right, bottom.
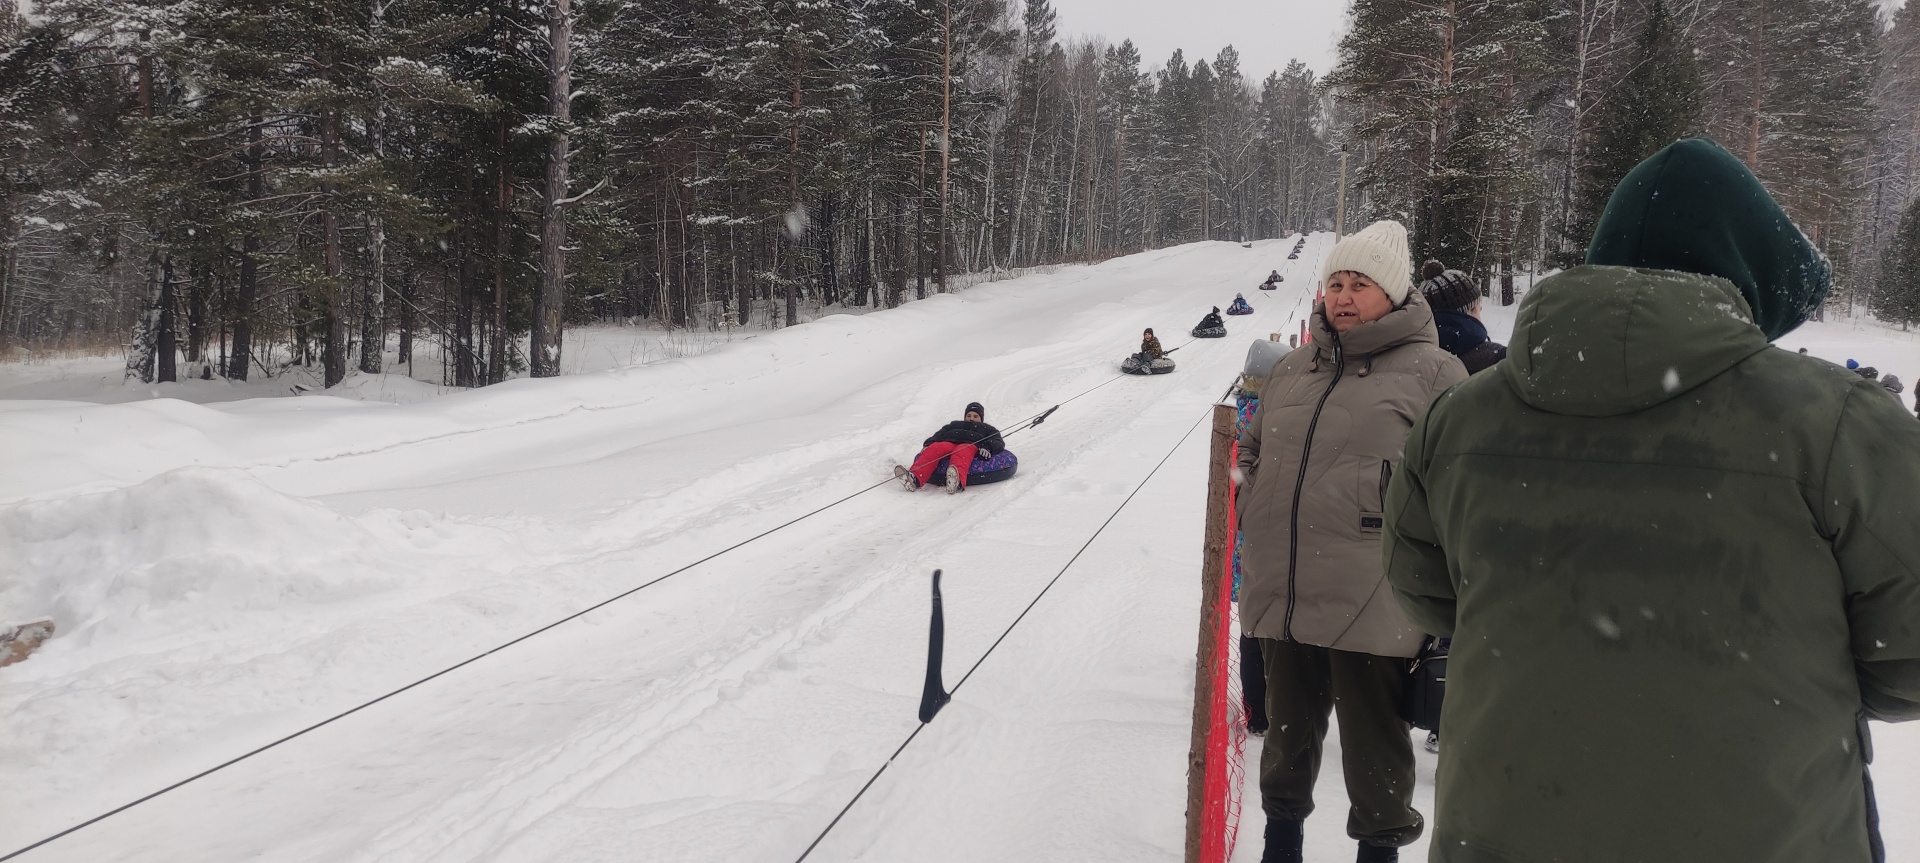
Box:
1356, 841, 1400, 863
1261, 818, 1303, 863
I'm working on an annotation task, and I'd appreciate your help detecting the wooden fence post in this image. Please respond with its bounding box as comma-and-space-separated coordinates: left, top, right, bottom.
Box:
1185, 402, 1237, 862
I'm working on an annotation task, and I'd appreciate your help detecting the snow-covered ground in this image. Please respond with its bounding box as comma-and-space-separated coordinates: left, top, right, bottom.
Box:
1, 240, 1915, 862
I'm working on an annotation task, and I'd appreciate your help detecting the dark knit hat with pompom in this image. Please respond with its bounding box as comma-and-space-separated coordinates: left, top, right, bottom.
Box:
1420, 261, 1481, 313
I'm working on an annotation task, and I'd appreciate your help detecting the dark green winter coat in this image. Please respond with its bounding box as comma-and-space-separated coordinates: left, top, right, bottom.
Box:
1383, 265, 1920, 863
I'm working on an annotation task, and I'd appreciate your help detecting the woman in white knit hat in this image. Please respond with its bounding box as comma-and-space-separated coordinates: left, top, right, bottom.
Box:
1234, 220, 1466, 863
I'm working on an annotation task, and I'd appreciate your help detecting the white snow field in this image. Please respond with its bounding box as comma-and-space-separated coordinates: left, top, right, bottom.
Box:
2, 238, 1916, 863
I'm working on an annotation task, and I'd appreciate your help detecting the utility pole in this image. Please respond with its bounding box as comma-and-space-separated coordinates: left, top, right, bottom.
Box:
1335, 144, 1350, 240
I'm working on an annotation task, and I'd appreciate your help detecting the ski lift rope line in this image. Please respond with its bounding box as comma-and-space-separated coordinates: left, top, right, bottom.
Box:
791, 399, 1219, 863
0, 340, 1205, 862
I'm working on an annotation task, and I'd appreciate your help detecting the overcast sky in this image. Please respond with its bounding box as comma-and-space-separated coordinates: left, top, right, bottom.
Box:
1047, 0, 1348, 81
1049, 1, 1912, 80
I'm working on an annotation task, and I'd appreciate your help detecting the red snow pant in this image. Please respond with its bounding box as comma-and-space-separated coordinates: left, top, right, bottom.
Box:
910, 442, 979, 489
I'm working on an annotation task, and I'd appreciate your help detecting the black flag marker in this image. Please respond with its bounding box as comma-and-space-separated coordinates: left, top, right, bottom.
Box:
918, 570, 952, 723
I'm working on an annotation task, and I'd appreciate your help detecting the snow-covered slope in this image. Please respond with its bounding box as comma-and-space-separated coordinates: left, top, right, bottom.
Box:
1, 239, 1914, 863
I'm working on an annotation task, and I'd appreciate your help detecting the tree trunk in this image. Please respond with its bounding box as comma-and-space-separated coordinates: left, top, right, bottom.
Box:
531, 0, 572, 378
936, 1, 951, 292
916, 130, 928, 299
398, 255, 414, 366
157, 256, 178, 383
786, 45, 804, 327
360, 0, 387, 375
490, 116, 510, 385
456, 153, 478, 387
231, 114, 263, 381
185, 261, 206, 365
362, 208, 386, 374
321, 103, 347, 389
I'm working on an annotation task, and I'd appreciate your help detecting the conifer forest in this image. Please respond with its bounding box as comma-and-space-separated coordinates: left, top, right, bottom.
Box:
6, 0, 1920, 386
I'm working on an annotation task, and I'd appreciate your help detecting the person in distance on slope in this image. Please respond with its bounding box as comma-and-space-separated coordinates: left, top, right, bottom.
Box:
1237, 220, 1466, 863
1198, 307, 1226, 330
1140, 328, 1166, 359
896, 402, 1004, 494
1384, 138, 1920, 863
1419, 260, 1508, 375
1264, 269, 1282, 286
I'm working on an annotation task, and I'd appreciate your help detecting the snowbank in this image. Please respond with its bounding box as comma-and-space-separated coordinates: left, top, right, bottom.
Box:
0, 468, 404, 656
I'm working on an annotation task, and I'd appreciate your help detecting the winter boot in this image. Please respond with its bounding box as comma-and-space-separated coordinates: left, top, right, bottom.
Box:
1357, 841, 1400, 863
893, 465, 920, 492
1424, 731, 1440, 754
944, 465, 963, 494
1260, 818, 1303, 863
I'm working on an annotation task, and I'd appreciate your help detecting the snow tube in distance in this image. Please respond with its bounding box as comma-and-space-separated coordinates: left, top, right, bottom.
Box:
1192, 325, 1227, 338
1227, 302, 1255, 314
930, 449, 1019, 486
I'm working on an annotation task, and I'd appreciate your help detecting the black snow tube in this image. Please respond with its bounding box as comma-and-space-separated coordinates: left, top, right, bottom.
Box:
1192, 325, 1227, 338
929, 449, 1019, 486
1122, 353, 1177, 375
1227, 302, 1255, 314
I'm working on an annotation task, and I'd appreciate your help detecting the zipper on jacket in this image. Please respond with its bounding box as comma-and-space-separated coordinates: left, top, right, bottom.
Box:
1283, 331, 1345, 641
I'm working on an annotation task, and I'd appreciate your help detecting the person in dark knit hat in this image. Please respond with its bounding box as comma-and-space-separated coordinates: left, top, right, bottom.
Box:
1419, 260, 1508, 374
1384, 138, 1920, 863
896, 402, 1003, 493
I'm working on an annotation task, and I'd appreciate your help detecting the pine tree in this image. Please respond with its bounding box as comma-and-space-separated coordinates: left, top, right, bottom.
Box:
1875, 193, 1920, 328
1568, 0, 1700, 260
1096, 40, 1149, 250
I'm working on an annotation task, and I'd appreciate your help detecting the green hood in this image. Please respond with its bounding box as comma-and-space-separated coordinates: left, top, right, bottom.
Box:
1502, 266, 1770, 417
1586, 138, 1831, 341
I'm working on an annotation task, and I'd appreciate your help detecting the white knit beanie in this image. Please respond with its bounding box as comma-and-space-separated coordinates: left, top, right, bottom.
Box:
1321, 220, 1413, 305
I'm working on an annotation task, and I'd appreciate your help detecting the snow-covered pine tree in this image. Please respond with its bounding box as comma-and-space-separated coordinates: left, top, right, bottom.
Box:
1257, 61, 1331, 238
1569, 0, 1701, 266
1095, 40, 1149, 251
1876, 192, 1920, 328
10, 0, 1353, 362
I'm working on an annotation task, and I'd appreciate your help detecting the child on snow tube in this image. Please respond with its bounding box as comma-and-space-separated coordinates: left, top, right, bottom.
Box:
1124, 328, 1177, 374
1227, 294, 1255, 314
897, 402, 1010, 493
1194, 308, 1227, 338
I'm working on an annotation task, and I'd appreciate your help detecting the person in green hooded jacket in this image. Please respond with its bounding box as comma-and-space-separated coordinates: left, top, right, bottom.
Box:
1383, 138, 1920, 863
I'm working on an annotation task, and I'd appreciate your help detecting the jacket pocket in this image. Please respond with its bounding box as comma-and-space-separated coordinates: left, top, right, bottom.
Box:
1358, 459, 1389, 533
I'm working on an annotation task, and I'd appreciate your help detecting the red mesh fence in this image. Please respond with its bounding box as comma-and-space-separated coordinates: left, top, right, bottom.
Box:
1198, 441, 1249, 863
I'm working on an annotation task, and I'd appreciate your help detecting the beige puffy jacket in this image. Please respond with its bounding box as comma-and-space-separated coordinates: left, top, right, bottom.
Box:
1237, 292, 1466, 657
